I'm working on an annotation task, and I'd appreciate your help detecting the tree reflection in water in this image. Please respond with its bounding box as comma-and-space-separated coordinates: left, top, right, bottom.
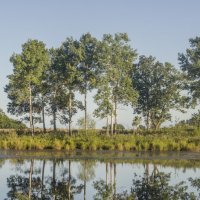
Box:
93, 163, 200, 200
6, 159, 43, 199
77, 159, 96, 200
48, 160, 83, 199
4, 159, 200, 200
6, 159, 83, 200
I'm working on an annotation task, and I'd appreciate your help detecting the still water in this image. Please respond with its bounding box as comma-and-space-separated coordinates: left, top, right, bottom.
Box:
0, 151, 200, 199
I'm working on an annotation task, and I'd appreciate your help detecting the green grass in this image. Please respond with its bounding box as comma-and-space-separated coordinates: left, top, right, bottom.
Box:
0, 127, 200, 151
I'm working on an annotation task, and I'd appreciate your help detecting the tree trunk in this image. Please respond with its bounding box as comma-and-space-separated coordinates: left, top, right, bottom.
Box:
29, 85, 34, 136
145, 163, 149, 200
32, 119, 35, 135
68, 92, 72, 136
53, 109, 57, 131
84, 89, 87, 135
42, 104, 46, 133
153, 164, 158, 177
84, 65, 88, 135
154, 116, 163, 131
68, 160, 71, 200
52, 160, 56, 199
84, 160, 87, 200
146, 113, 149, 131
106, 115, 109, 136
110, 162, 113, 195
114, 163, 116, 199
29, 159, 34, 200
155, 122, 161, 131
111, 113, 113, 136
114, 99, 117, 135
106, 162, 108, 185
53, 92, 57, 131
145, 163, 149, 183
41, 160, 45, 198
146, 111, 151, 131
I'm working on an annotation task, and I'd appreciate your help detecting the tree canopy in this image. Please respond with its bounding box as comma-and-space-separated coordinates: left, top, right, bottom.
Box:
179, 37, 200, 105
5, 39, 49, 134
4, 33, 200, 132
132, 55, 184, 130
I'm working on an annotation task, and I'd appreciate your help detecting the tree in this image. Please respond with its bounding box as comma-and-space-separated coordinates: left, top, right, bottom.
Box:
78, 33, 98, 134
77, 114, 96, 129
5, 39, 49, 135
178, 37, 200, 106
94, 33, 138, 135
102, 124, 125, 131
132, 116, 141, 132
55, 37, 83, 135
94, 76, 113, 136
45, 48, 69, 131
133, 55, 184, 130
187, 110, 200, 128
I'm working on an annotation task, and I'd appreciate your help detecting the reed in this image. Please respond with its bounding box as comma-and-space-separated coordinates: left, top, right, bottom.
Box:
0, 127, 200, 151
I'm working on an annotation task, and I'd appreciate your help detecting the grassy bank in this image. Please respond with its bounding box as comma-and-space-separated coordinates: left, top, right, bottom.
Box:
0, 127, 200, 151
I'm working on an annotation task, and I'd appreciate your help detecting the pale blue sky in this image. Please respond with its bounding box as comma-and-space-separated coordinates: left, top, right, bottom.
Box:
1, 0, 200, 128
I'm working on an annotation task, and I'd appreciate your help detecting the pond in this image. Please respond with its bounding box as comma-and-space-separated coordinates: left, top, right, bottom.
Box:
0, 150, 200, 199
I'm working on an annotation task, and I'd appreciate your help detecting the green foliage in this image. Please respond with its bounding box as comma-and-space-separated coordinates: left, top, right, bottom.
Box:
133, 55, 184, 130
4, 34, 200, 140
94, 33, 138, 123
5, 39, 50, 134
53, 37, 84, 133
93, 180, 114, 200
132, 172, 195, 200
6, 39, 49, 110
189, 110, 200, 128
78, 33, 98, 94
93, 171, 199, 200
102, 124, 125, 130
189, 178, 200, 199
179, 37, 200, 105
132, 116, 142, 130
77, 114, 96, 129
0, 109, 26, 129
77, 161, 96, 182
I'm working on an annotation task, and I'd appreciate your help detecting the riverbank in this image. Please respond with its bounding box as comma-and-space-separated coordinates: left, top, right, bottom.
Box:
0, 129, 200, 152
1, 150, 200, 169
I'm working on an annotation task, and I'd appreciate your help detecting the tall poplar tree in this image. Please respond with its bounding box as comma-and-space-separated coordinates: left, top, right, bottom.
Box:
94, 33, 138, 134
178, 37, 200, 105
45, 48, 65, 131
78, 33, 98, 134
5, 39, 49, 135
56, 37, 83, 135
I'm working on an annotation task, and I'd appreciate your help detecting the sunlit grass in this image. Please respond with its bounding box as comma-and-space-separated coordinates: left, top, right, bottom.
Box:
0, 127, 200, 151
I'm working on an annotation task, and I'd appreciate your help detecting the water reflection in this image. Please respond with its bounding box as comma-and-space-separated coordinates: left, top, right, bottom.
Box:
94, 163, 200, 200
6, 159, 84, 199
49, 160, 83, 199
93, 173, 197, 200
0, 153, 200, 199
77, 160, 96, 200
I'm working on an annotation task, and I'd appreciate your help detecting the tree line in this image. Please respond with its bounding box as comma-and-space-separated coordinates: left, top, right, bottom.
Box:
4, 33, 200, 135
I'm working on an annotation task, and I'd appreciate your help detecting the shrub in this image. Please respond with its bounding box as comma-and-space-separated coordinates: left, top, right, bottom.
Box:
115, 143, 124, 151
